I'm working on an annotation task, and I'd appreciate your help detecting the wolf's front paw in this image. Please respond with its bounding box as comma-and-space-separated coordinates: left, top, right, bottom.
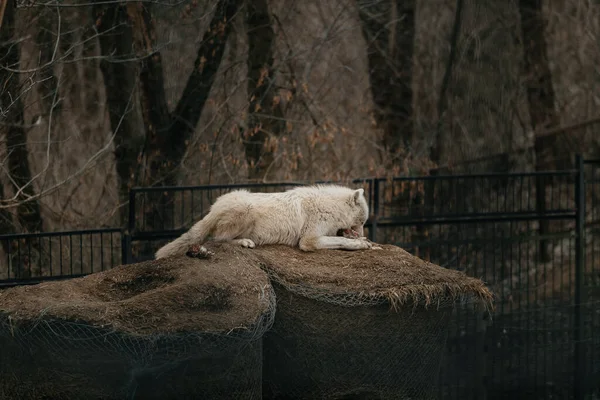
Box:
356, 238, 373, 249
238, 238, 256, 248
357, 238, 383, 250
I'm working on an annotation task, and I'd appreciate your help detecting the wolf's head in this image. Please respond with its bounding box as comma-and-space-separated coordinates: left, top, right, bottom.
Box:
345, 188, 369, 237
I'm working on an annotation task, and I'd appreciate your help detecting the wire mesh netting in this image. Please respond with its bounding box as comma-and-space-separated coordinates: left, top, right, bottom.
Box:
263, 284, 461, 400
0, 247, 275, 399
0, 317, 272, 399
254, 245, 493, 400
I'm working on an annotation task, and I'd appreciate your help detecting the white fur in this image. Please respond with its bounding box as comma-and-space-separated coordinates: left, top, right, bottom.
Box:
154, 184, 376, 259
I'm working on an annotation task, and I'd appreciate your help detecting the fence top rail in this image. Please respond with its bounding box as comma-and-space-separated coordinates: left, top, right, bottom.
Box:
0, 228, 122, 241
0, 274, 89, 288
131, 182, 305, 193
387, 169, 577, 181
130, 170, 578, 194
130, 178, 373, 193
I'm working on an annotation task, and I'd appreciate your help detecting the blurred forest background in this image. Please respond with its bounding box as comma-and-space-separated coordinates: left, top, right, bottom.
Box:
1, 0, 600, 234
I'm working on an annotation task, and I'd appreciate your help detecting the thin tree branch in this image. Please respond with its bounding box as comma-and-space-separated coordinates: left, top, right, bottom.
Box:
430, 0, 464, 165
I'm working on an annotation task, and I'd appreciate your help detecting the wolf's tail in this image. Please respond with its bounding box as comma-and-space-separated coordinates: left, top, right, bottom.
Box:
155, 214, 217, 259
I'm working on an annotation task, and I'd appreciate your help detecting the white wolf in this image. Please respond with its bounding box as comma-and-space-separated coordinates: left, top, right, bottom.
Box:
155, 184, 379, 259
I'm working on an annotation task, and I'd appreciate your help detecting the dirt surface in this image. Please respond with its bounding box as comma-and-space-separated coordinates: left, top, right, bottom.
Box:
252, 244, 494, 308
0, 243, 272, 335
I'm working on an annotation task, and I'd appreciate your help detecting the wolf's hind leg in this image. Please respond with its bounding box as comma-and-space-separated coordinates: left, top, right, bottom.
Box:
211, 205, 257, 248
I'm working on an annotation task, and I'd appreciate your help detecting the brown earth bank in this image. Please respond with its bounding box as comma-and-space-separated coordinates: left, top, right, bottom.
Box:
0, 242, 273, 335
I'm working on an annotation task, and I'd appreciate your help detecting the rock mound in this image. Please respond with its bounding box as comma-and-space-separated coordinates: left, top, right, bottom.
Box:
253, 243, 493, 309
0, 243, 272, 335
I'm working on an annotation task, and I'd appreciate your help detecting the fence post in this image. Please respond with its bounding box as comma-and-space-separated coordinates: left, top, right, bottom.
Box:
122, 189, 137, 265
573, 154, 586, 400
475, 309, 488, 400
370, 179, 379, 242
121, 233, 132, 265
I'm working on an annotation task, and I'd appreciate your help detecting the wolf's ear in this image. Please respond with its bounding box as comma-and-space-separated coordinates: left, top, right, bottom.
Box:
353, 188, 364, 204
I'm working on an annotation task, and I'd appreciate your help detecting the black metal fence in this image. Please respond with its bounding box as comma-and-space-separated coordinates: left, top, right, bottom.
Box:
0, 228, 123, 287
0, 155, 599, 399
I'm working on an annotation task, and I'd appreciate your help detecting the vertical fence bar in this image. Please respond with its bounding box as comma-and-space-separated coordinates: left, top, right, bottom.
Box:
574, 154, 585, 400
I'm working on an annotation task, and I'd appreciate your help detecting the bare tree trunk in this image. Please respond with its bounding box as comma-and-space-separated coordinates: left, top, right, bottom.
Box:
518, 0, 561, 169
127, 0, 241, 185
518, 0, 559, 262
423, 0, 464, 261
1, 0, 44, 277
125, 2, 175, 251
357, 0, 415, 171
243, 0, 284, 181
358, 0, 417, 255
126, 3, 172, 185
35, 8, 60, 115
81, 23, 102, 115
1, 0, 43, 233
168, 0, 242, 166
94, 3, 142, 226
430, 0, 464, 166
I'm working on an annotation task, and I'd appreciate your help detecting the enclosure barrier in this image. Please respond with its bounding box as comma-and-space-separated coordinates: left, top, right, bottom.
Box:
0, 228, 123, 287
